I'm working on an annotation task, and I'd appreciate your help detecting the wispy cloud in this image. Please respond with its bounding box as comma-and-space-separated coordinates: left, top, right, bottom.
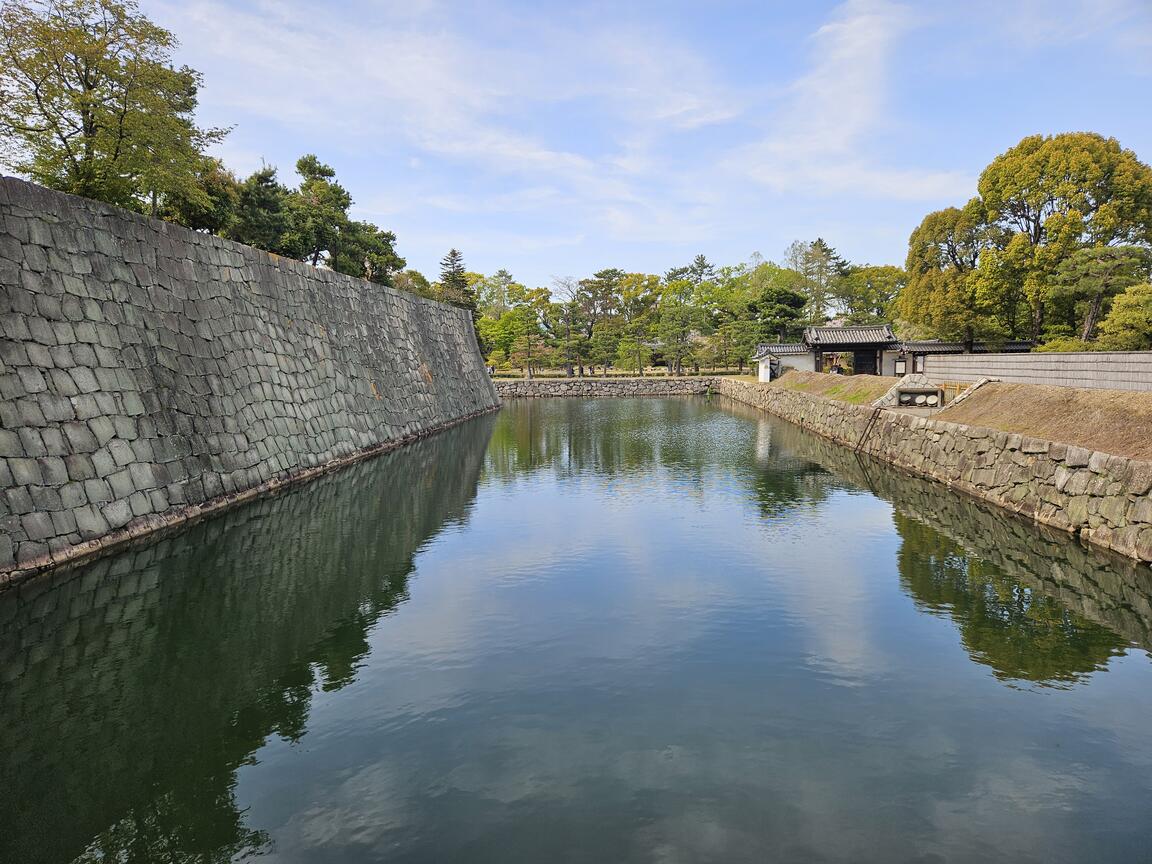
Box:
145, 0, 1150, 281
727, 0, 971, 199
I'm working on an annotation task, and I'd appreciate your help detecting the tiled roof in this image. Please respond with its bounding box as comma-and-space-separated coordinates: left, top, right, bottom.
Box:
752, 342, 809, 359
803, 324, 897, 346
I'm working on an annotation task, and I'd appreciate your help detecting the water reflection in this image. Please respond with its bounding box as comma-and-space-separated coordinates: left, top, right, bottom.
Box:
484, 397, 839, 516
0, 416, 494, 864
737, 397, 1152, 676
2, 399, 1152, 863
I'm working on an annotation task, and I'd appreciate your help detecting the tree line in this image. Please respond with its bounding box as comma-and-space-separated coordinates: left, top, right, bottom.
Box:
3, 1, 1152, 369
461, 245, 904, 376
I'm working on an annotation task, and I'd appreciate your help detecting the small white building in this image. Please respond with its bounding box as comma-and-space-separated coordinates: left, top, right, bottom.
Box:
752, 343, 815, 382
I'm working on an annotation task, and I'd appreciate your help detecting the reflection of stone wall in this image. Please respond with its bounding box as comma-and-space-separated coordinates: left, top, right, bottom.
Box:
495, 377, 716, 398
755, 407, 1152, 651
0, 179, 499, 582
0, 413, 494, 864
718, 379, 1152, 562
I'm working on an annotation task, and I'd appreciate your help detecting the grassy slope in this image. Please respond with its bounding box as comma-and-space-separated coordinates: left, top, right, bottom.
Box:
766, 371, 893, 405
937, 382, 1152, 461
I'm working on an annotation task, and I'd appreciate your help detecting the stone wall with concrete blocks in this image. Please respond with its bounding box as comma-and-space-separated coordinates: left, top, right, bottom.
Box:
925, 351, 1152, 391
494, 377, 716, 398
0, 178, 499, 583
716, 379, 1152, 563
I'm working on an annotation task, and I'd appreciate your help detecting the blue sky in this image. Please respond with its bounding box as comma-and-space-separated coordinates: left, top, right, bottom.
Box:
146, 0, 1152, 287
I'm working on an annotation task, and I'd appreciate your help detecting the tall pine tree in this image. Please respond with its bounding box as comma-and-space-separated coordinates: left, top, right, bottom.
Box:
438, 249, 477, 316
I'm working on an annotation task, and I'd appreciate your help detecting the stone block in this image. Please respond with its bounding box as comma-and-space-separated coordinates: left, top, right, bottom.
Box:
74, 504, 110, 539
62, 421, 98, 453
5, 486, 33, 514
16, 365, 47, 393
82, 477, 112, 504
64, 454, 95, 481
128, 491, 152, 517
108, 469, 134, 499
86, 415, 116, 445
38, 456, 68, 485
0, 428, 22, 457
1064, 446, 1091, 468
50, 509, 77, 535
1131, 496, 1152, 524
1088, 451, 1113, 474
59, 482, 86, 509
9, 457, 43, 486
70, 366, 99, 393
100, 499, 132, 529
91, 447, 116, 478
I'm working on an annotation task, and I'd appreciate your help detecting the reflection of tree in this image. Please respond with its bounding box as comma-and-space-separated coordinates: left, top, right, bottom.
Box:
73, 787, 270, 864
0, 415, 494, 864
766, 413, 1152, 658
894, 512, 1127, 686
486, 397, 839, 517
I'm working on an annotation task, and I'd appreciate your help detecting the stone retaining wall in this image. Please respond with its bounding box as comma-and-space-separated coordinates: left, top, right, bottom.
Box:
716, 379, 1152, 563
495, 377, 717, 398
0, 178, 499, 584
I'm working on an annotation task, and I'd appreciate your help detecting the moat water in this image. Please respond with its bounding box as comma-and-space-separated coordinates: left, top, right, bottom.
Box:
3, 397, 1152, 863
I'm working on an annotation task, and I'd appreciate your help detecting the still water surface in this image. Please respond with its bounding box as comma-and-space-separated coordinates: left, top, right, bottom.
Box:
3, 397, 1152, 863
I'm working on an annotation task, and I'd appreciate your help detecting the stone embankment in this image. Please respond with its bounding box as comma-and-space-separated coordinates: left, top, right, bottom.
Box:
0, 178, 499, 584
495, 377, 716, 398
716, 379, 1152, 563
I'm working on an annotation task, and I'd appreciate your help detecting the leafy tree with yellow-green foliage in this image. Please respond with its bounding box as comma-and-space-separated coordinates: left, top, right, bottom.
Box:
896, 199, 1013, 348
976, 132, 1152, 341
1097, 283, 1152, 351
0, 0, 226, 215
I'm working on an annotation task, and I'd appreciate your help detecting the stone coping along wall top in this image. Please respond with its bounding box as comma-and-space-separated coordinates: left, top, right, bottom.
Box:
495, 377, 717, 397
0, 177, 499, 584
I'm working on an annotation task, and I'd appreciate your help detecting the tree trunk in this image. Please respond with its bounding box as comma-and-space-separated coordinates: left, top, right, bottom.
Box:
1031, 299, 1044, 343
1081, 292, 1104, 341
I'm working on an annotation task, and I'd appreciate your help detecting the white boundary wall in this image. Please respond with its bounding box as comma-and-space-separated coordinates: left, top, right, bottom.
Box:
924, 352, 1152, 391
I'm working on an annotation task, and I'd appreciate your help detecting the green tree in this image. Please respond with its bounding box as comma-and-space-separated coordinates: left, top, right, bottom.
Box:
328, 219, 404, 286
507, 284, 552, 377
0, 0, 227, 213
474, 268, 518, 317
547, 276, 587, 376
897, 201, 1011, 348
785, 238, 848, 325
615, 334, 651, 374
577, 268, 623, 341
225, 165, 295, 254
834, 265, 906, 323
588, 319, 621, 376
1049, 246, 1151, 341
285, 154, 351, 266
393, 269, 434, 299
437, 248, 477, 315
748, 263, 808, 343
1097, 283, 1152, 350
657, 278, 701, 375
159, 155, 239, 233
977, 132, 1152, 340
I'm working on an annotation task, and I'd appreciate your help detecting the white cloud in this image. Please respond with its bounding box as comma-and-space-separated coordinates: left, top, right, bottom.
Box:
727, 0, 972, 199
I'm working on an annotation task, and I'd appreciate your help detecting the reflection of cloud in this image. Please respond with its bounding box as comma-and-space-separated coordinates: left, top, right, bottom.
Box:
232, 403, 1152, 862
